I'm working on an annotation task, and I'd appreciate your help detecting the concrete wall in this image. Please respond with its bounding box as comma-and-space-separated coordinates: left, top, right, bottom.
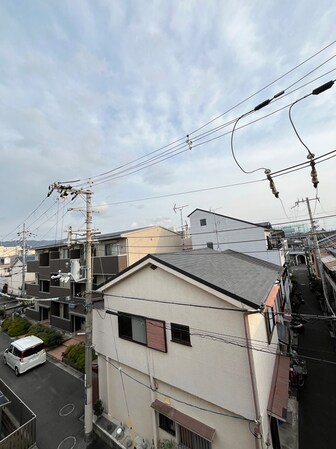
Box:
126, 227, 183, 266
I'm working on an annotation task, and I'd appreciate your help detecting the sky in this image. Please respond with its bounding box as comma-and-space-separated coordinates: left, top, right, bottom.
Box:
1, 0, 336, 245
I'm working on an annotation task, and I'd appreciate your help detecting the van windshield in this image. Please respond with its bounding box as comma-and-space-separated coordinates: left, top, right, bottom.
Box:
23, 343, 44, 358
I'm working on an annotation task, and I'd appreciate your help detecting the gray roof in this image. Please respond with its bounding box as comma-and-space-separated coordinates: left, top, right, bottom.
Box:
151, 249, 283, 309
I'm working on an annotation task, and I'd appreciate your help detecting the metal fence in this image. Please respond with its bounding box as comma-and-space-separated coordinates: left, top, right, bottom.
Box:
0, 379, 36, 449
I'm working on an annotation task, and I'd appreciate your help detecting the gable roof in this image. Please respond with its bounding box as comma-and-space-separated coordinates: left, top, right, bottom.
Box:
187, 208, 269, 229
101, 248, 283, 309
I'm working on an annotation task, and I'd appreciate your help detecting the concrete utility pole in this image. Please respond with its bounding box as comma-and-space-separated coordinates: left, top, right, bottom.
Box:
84, 189, 93, 443
48, 182, 95, 443
295, 197, 335, 316
17, 223, 30, 297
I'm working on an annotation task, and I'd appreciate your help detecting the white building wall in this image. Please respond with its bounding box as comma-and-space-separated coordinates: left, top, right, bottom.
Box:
97, 355, 257, 449
247, 312, 278, 443
190, 210, 284, 266
93, 264, 256, 420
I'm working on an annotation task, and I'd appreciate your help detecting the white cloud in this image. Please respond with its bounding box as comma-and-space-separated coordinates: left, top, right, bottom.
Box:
1, 0, 336, 239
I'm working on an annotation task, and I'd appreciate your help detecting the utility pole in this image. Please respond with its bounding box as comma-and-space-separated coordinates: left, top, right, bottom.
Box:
48, 182, 95, 443
22, 223, 26, 297
84, 190, 93, 443
17, 223, 32, 298
294, 197, 335, 316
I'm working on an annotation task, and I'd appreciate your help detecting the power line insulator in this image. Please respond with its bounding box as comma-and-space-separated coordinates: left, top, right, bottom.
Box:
310, 160, 319, 188
266, 174, 279, 198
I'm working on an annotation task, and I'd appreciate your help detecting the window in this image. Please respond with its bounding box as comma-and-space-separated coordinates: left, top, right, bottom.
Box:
39, 280, 50, 293
171, 323, 191, 346
200, 219, 207, 226
180, 426, 211, 449
105, 243, 119, 256
117, 313, 167, 352
23, 343, 44, 358
265, 306, 275, 342
39, 253, 50, 267
159, 413, 176, 436
206, 242, 214, 249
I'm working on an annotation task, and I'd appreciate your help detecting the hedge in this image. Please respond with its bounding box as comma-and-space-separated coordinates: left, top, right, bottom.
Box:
1, 316, 31, 337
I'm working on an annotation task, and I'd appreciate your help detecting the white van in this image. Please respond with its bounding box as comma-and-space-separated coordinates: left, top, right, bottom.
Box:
3, 335, 46, 376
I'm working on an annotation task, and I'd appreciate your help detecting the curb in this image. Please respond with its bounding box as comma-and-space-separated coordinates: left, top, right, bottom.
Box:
47, 353, 84, 380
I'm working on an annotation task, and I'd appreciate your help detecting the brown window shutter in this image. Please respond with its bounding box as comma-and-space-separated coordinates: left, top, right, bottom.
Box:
146, 319, 167, 352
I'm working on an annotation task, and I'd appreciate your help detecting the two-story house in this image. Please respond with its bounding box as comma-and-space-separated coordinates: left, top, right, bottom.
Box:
25, 226, 185, 333
92, 248, 290, 449
188, 209, 287, 266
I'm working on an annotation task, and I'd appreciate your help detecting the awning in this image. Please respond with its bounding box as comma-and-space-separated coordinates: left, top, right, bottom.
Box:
151, 399, 215, 442
267, 355, 290, 422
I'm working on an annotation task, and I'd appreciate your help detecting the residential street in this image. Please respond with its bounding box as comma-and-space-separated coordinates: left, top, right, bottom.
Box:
292, 266, 336, 449
0, 331, 109, 449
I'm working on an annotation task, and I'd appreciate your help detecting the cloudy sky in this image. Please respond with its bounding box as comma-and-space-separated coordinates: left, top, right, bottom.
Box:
1, 0, 336, 244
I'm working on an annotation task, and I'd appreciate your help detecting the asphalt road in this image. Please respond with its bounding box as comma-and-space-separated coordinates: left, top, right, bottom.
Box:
292, 266, 336, 449
0, 331, 108, 449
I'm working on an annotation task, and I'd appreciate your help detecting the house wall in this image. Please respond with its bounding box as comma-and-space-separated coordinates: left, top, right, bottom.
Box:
126, 227, 183, 266
247, 312, 278, 442
93, 264, 256, 420
190, 210, 284, 266
97, 355, 256, 449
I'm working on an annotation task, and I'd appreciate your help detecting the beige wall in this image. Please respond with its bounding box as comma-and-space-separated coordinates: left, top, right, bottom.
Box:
97, 355, 256, 449
93, 259, 279, 448
125, 227, 183, 265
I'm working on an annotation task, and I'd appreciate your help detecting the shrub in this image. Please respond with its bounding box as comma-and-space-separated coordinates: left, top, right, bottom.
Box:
28, 323, 63, 347
93, 399, 104, 417
2, 316, 31, 337
63, 342, 97, 373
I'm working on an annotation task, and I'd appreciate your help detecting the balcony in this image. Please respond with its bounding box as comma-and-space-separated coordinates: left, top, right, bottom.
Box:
0, 379, 36, 449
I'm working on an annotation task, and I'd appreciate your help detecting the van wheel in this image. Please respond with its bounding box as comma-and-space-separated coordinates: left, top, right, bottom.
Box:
3, 356, 7, 365
15, 367, 19, 376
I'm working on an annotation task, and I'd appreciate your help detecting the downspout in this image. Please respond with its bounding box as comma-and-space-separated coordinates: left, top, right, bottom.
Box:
244, 312, 264, 449
146, 349, 159, 448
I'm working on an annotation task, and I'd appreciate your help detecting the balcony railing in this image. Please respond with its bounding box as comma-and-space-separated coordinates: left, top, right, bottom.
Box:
0, 378, 36, 449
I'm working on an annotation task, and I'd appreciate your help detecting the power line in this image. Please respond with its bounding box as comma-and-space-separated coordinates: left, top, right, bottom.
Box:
62, 57, 336, 188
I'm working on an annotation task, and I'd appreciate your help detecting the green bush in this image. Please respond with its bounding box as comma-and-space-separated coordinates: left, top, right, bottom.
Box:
28, 323, 63, 347
2, 316, 31, 337
63, 342, 97, 373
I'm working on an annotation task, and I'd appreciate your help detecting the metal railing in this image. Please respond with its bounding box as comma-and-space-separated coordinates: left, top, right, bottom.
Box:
0, 379, 36, 449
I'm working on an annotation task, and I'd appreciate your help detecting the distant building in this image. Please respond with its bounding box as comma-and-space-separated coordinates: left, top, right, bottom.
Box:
188, 209, 287, 266
25, 226, 187, 333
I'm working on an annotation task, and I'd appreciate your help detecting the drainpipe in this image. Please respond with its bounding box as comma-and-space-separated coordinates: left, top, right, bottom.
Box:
146, 350, 159, 448
244, 312, 264, 449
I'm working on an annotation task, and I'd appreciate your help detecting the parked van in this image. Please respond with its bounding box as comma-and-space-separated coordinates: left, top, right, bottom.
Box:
3, 335, 46, 376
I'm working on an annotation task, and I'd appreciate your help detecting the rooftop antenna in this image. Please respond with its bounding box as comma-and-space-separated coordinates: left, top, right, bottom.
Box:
173, 204, 189, 236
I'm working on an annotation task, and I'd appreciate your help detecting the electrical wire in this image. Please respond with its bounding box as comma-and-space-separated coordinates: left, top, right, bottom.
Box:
62, 62, 336, 189
188, 40, 336, 135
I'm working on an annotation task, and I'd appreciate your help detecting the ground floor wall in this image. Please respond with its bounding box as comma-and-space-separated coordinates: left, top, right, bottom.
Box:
97, 354, 261, 449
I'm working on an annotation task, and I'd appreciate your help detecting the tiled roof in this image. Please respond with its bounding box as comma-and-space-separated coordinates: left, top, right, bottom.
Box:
151, 249, 283, 308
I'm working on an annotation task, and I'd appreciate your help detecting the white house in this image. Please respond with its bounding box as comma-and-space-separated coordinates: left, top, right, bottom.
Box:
188, 209, 287, 267
92, 249, 290, 449
0, 257, 35, 296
